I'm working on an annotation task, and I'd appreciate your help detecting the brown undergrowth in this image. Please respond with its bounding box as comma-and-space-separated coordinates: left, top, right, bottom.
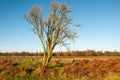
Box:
61, 59, 120, 78
0, 57, 120, 80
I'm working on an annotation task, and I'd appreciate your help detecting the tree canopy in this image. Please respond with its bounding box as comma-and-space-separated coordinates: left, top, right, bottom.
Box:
25, 1, 79, 66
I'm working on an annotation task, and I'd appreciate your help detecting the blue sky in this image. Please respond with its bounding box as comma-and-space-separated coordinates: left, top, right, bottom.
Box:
0, 0, 120, 52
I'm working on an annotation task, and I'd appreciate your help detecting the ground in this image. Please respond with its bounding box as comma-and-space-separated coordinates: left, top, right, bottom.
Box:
0, 56, 120, 80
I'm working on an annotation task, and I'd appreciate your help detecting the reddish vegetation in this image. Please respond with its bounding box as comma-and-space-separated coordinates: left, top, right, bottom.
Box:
61, 59, 120, 78
0, 59, 13, 68
0, 56, 120, 79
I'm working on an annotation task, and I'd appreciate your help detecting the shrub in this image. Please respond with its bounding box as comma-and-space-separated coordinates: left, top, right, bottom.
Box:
62, 58, 120, 79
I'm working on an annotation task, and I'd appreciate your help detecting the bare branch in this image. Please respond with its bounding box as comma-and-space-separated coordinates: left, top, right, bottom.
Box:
25, 1, 79, 66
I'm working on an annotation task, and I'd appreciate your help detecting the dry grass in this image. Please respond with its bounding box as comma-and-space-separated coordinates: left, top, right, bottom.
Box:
0, 56, 120, 80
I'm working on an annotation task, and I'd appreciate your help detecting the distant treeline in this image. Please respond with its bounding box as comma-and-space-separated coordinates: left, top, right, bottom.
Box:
0, 50, 120, 56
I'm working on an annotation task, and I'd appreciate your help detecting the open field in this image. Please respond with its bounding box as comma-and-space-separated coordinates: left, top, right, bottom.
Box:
0, 56, 120, 80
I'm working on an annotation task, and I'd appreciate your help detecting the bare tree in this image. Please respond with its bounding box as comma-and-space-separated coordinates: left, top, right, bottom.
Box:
25, 1, 79, 66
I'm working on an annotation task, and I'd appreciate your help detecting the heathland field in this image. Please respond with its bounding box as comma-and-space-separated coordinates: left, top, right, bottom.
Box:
0, 56, 120, 80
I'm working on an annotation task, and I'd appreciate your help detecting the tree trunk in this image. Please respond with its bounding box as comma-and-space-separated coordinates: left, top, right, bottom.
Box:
45, 52, 52, 66
42, 51, 52, 66
42, 52, 47, 66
